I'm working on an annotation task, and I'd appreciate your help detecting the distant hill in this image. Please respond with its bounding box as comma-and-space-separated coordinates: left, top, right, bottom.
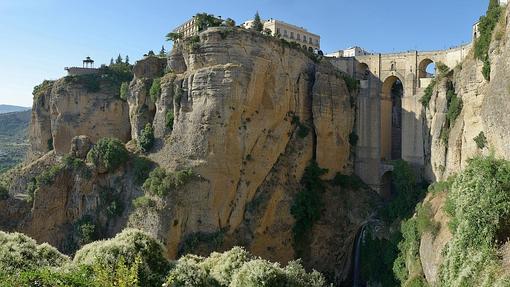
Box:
0, 110, 31, 173
0, 105, 30, 114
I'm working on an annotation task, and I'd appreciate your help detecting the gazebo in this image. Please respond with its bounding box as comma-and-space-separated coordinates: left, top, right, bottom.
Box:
82, 57, 95, 68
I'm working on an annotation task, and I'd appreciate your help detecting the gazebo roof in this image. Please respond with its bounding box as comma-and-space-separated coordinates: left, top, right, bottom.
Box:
83, 57, 94, 63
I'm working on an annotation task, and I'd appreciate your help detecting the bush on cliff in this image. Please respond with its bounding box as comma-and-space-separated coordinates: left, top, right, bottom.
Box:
87, 137, 129, 172
439, 156, 510, 286
149, 78, 161, 103
291, 161, 327, 255
143, 167, 194, 197
138, 123, 155, 152
74, 228, 170, 287
474, 0, 503, 81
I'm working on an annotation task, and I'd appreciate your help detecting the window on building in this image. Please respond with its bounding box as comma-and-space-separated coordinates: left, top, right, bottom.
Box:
303, 35, 307, 42
309, 38, 312, 44
277, 28, 280, 35
290, 32, 294, 39
297, 33, 301, 40
284, 30, 288, 37
315, 39, 319, 45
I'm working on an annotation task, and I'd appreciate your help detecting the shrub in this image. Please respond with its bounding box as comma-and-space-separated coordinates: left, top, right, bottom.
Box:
132, 195, 156, 209
166, 247, 326, 287
74, 216, 98, 247
436, 62, 450, 79
87, 138, 129, 172
415, 203, 440, 237
143, 167, 194, 197
342, 74, 360, 93
32, 80, 54, 99
92, 255, 141, 287
473, 131, 488, 149
138, 123, 155, 152
420, 80, 436, 107
291, 162, 327, 251
446, 89, 462, 125
132, 156, 154, 185
119, 82, 129, 100
474, 0, 503, 81
0, 231, 70, 273
166, 111, 175, 130
100, 187, 124, 218
74, 228, 170, 287
439, 156, 510, 286
149, 78, 161, 103
393, 218, 421, 284
35, 163, 63, 186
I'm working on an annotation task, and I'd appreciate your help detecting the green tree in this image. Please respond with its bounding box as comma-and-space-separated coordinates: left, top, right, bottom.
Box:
252, 12, 264, 32
224, 18, 236, 27
159, 45, 166, 56
138, 123, 155, 152
116, 54, 123, 64
110, 58, 114, 66
124, 55, 129, 64
166, 32, 183, 42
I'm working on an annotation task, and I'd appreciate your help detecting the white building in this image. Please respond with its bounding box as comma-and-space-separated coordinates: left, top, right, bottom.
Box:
326, 46, 371, 58
242, 18, 321, 50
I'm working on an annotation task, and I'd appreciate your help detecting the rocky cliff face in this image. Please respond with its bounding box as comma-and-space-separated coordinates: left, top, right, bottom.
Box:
127, 28, 369, 283
0, 27, 375, 285
419, 4, 510, 284
29, 77, 131, 158
424, 4, 510, 181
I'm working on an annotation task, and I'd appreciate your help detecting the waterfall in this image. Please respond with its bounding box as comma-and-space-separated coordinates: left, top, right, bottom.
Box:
352, 225, 367, 287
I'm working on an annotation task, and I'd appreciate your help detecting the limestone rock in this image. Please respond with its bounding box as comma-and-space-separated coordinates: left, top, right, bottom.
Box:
29, 78, 131, 156
70, 135, 92, 159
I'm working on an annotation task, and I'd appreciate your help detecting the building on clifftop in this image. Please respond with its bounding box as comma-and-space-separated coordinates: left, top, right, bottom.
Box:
65, 57, 99, 76
242, 18, 321, 51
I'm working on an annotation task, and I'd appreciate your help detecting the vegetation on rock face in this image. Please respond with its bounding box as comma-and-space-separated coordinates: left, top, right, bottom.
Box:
473, 131, 488, 149
291, 161, 327, 256
474, 0, 504, 81
420, 80, 436, 108
64, 60, 133, 94
166, 247, 327, 287
87, 137, 129, 172
120, 81, 129, 100
132, 155, 154, 185
166, 111, 175, 130
440, 83, 463, 144
194, 13, 223, 32
149, 77, 161, 103
32, 80, 54, 99
143, 167, 194, 197
138, 123, 155, 152
439, 156, 510, 286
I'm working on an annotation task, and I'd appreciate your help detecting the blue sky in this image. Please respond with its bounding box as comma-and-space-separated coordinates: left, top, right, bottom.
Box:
0, 0, 488, 107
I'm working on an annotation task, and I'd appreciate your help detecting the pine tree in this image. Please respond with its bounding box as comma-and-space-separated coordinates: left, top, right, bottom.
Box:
110, 58, 114, 65
253, 12, 264, 32
116, 54, 123, 64
159, 45, 166, 56
125, 55, 130, 64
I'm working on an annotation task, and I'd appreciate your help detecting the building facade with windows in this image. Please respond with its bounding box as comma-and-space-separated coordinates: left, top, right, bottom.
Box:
242, 19, 321, 50
326, 46, 371, 58
173, 17, 200, 40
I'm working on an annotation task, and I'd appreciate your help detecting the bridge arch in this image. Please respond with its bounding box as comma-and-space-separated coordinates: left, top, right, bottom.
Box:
380, 75, 403, 161
418, 58, 436, 87
356, 62, 370, 80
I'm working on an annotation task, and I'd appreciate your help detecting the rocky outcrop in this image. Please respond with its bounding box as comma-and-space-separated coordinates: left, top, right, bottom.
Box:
126, 27, 365, 283
29, 77, 131, 157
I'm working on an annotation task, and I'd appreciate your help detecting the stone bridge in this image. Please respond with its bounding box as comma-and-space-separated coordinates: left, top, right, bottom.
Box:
328, 43, 472, 197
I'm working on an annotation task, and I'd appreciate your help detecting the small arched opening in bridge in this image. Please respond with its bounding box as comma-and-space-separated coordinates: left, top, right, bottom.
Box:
380, 75, 403, 161
418, 59, 435, 88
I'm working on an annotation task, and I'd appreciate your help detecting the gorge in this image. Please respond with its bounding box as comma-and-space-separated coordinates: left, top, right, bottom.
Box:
1, 1, 510, 286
